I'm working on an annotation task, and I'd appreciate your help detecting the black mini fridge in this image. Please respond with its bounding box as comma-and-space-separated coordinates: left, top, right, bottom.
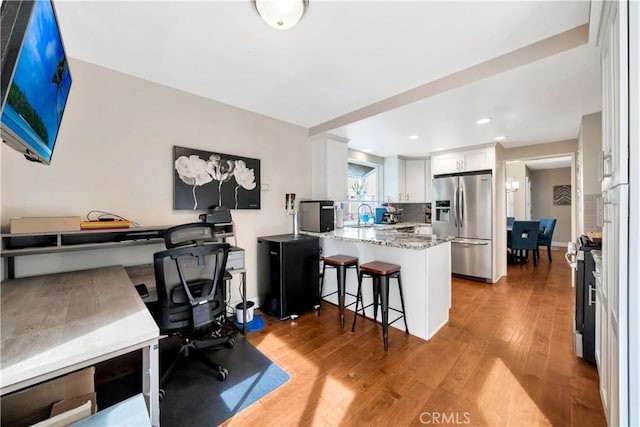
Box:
257, 234, 320, 320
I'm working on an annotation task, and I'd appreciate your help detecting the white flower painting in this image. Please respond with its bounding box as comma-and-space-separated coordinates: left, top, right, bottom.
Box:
174, 155, 214, 209
233, 160, 257, 209
174, 146, 260, 210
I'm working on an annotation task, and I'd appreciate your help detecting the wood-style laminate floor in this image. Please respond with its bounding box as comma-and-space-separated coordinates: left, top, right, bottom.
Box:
225, 249, 606, 427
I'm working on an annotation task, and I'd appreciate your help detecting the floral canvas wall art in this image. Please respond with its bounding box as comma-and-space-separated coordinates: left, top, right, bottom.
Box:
174, 146, 260, 210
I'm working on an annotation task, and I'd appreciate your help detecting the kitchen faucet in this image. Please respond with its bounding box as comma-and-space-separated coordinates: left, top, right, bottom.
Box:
357, 203, 374, 227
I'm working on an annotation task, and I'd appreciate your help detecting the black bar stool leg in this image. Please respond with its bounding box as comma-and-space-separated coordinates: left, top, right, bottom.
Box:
380, 276, 390, 351
351, 270, 364, 333
396, 272, 409, 334
372, 276, 380, 321
318, 262, 327, 316
336, 265, 346, 328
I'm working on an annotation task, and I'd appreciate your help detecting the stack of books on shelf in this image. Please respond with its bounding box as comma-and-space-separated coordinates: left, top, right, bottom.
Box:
80, 220, 130, 230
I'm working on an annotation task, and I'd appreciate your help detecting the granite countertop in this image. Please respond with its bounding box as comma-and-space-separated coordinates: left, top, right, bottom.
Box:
302, 222, 452, 250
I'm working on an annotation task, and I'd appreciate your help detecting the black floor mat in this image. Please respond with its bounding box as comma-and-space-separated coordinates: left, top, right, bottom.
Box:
159, 335, 289, 427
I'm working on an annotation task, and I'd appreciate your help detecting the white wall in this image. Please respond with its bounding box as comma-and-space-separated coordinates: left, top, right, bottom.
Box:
506, 162, 527, 219
1, 58, 312, 305
529, 167, 573, 244
578, 112, 603, 234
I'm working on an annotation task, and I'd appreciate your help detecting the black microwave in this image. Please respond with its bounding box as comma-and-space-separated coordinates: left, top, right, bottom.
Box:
299, 200, 334, 232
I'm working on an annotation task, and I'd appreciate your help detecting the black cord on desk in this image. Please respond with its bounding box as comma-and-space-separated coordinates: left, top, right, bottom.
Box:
86, 210, 140, 227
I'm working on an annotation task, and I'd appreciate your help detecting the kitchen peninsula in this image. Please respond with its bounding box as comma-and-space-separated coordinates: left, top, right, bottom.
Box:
304, 224, 453, 341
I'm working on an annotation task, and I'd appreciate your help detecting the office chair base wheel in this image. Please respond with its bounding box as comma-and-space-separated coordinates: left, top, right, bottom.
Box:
159, 389, 165, 401
225, 338, 235, 349
217, 367, 229, 381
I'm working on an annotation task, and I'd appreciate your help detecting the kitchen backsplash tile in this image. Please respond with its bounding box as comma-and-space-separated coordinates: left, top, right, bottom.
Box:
390, 202, 431, 223
583, 194, 602, 233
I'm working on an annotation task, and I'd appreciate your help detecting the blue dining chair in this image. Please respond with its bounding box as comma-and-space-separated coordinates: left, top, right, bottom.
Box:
536, 218, 557, 262
507, 220, 540, 266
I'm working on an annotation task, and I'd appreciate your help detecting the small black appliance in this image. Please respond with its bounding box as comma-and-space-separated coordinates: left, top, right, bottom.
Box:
299, 200, 334, 232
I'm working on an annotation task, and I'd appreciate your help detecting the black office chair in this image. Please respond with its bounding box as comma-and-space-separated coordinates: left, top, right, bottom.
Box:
152, 223, 235, 393
507, 220, 541, 266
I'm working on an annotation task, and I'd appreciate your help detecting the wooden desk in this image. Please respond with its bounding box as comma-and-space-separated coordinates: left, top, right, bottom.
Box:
0, 266, 160, 426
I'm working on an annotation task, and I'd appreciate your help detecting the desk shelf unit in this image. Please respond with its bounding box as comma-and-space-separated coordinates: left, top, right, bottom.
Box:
1, 223, 237, 278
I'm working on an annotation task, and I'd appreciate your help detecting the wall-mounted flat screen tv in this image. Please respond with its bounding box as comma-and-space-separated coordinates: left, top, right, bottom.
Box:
0, 0, 72, 165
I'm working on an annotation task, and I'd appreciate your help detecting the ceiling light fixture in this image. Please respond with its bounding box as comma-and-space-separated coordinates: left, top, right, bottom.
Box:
494, 135, 506, 141
476, 118, 491, 125
362, 149, 373, 153
409, 135, 419, 140
252, 0, 309, 30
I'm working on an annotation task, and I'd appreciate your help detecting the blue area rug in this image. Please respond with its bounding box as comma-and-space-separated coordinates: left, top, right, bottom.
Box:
160, 335, 289, 426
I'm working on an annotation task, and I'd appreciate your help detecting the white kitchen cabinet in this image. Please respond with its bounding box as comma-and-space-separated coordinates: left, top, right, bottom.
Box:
424, 157, 432, 203
431, 152, 459, 175
596, 1, 631, 425
600, 184, 628, 426
595, 274, 609, 414
383, 156, 405, 202
405, 159, 426, 202
384, 157, 429, 202
311, 134, 348, 201
326, 140, 348, 201
600, 1, 629, 191
431, 147, 494, 175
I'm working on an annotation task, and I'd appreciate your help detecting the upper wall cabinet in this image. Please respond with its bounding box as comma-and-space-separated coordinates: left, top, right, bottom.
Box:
431, 147, 495, 175
599, 0, 629, 191
311, 134, 349, 201
383, 156, 406, 202
424, 158, 432, 202
384, 157, 431, 202
405, 159, 426, 202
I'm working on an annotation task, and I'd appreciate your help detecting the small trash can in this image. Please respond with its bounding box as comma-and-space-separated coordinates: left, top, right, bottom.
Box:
235, 301, 255, 324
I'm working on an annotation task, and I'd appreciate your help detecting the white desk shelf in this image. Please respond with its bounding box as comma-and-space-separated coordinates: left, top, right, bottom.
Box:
1, 223, 237, 278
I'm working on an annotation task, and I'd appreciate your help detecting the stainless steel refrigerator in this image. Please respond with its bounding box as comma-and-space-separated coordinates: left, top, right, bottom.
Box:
432, 172, 492, 282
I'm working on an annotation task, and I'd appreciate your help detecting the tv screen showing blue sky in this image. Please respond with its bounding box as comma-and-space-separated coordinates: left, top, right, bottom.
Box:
1, 0, 72, 162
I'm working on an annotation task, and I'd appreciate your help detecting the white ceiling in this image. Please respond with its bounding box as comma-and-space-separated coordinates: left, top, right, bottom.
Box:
53, 0, 601, 158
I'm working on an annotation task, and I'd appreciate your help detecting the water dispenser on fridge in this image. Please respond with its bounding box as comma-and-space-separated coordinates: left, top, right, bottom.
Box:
435, 200, 451, 222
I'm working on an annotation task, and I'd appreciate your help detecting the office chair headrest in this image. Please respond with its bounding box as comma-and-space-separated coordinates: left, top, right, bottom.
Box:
165, 222, 219, 249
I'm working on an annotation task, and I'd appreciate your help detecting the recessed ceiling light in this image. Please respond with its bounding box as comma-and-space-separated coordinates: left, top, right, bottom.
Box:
434, 147, 445, 151
409, 135, 419, 140
362, 148, 373, 153
476, 118, 492, 125
494, 135, 506, 141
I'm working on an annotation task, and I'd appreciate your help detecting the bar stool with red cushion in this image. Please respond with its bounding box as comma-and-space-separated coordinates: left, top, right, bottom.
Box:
319, 254, 359, 328
351, 261, 408, 350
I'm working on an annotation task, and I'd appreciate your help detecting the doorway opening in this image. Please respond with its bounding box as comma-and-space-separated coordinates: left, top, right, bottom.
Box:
505, 155, 575, 249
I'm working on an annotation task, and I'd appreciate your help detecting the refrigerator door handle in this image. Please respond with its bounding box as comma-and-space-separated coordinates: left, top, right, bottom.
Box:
459, 186, 464, 227
453, 186, 459, 228
452, 239, 490, 246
